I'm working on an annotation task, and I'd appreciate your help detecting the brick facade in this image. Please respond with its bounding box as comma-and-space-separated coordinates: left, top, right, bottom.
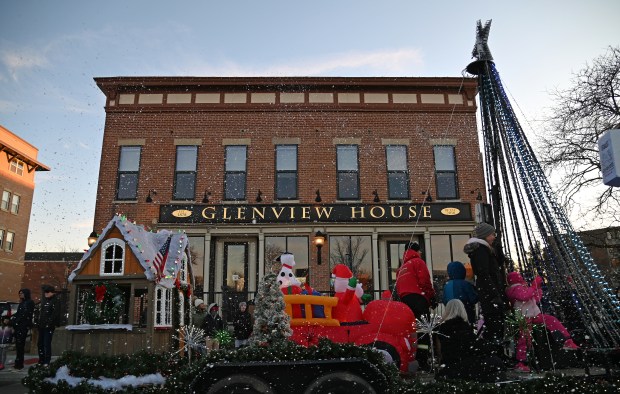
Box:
93, 77, 485, 309
0, 125, 49, 302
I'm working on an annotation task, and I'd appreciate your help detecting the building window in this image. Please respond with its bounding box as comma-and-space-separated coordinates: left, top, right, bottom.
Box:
116, 146, 141, 200
386, 145, 410, 199
154, 285, 173, 327
275, 145, 297, 199
9, 159, 24, 176
0, 229, 4, 249
1, 191, 9, 211
336, 145, 359, 200
329, 235, 373, 295
173, 146, 198, 200
434, 145, 458, 199
10, 194, 20, 214
429, 234, 470, 294
264, 236, 309, 280
100, 239, 125, 275
6, 231, 15, 252
225, 145, 247, 200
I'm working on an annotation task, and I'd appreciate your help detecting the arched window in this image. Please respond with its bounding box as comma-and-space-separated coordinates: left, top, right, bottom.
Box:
100, 239, 125, 276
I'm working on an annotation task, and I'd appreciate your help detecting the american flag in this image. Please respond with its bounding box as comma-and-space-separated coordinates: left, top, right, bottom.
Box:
154, 235, 172, 282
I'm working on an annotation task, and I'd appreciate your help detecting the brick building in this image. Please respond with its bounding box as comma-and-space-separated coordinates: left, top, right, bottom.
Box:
92, 76, 484, 312
22, 252, 82, 302
0, 125, 49, 302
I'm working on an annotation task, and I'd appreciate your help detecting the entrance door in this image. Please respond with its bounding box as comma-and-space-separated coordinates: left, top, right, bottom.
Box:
386, 239, 421, 290
222, 242, 248, 322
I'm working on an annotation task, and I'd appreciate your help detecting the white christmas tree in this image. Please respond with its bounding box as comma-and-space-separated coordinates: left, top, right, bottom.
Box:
250, 273, 292, 346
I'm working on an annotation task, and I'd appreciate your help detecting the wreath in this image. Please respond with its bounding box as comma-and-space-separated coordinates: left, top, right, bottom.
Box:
82, 281, 126, 324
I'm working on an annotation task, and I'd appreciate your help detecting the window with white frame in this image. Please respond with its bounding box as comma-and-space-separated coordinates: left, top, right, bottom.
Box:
173, 145, 198, 200
434, 145, 458, 199
9, 159, 24, 176
275, 145, 297, 199
0, 229, 4, 249
116, 146, 141, 200
154, 285, 173, 327
336, 145, 360, 200
1, 191, 10, 211
10, 194, 20, 214
224, 145, 247, 200
100, 239, 125, 275
386, 145, 410, 199
6, 231, 15, 252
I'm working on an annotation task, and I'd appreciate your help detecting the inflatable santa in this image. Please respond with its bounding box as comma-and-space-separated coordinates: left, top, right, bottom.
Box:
331, 264, 365, 322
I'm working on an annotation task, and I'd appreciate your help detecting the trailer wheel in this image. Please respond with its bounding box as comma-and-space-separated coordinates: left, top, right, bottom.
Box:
370, 341, 401, 368
303, 372, 377, 394
206, 374, 274, 394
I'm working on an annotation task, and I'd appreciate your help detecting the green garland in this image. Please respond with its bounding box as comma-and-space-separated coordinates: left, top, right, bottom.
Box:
82, 281, 126, 325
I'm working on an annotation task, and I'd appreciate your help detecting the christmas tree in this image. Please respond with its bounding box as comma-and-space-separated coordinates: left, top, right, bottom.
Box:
250, 273, 292, 346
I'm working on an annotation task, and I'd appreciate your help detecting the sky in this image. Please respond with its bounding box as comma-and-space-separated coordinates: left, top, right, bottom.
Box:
0, 0, 618, 252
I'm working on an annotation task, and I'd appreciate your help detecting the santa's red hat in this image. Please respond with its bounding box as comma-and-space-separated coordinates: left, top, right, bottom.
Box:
332, 264, 353, 279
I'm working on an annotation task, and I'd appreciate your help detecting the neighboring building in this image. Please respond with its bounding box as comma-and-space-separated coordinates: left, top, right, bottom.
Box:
0, 125, 49, 302
92, 76, 485, 313
578, 227, 620, 288
22, 252, 82, 302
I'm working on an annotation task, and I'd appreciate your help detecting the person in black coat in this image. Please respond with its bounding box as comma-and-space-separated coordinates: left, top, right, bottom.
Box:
38, 285, 61, 366
233, 301, 252, 348
10, 288, 34, 370
463, 223, 507, 348
437, 299, 506, 383
201, 303, 224, 351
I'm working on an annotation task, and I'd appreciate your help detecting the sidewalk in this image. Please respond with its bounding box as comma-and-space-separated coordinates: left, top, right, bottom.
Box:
0, 344, 40, 394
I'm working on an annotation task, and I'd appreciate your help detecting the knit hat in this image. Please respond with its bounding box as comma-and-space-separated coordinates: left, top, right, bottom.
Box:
41, 285, 55, 293
473, 223, 495, 239
194, 298, 205, 308
332, 264, 353, 279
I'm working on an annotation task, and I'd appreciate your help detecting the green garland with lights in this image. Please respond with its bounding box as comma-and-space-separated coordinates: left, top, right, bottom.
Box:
81, 281, 126, 325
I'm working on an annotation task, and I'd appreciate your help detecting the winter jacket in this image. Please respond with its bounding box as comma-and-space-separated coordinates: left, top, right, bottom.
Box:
201, 303, 224, 336
233, 311, 252, 340
443, 262, 478, 323
39, 294, 61, 330
505, 272, 543, 318
463, 238, 506, 313
396, 249, 435, 304
437, 316, 503, 382
11, 288, 35, 336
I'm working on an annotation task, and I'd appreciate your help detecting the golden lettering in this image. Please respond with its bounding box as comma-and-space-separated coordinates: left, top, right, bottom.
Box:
222, 207, 231, 220
370, 206, 386, 219
408, 206, 417, 218
301, 206, 310, 219
314, 206, 333, 219
351, 206, 365, 219
271, 206, 285, 219
289, 206, 296, 219
252, 207, 266, 220
423, 205, 431, 218
201, 207, 216, 220
390, 206, 404, 218
236, 207, 246, 220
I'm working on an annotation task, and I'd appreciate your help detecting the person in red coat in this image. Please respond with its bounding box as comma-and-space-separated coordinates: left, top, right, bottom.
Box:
395, 241, 435, 370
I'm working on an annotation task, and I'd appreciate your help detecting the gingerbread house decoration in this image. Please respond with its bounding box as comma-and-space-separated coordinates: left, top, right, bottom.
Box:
57, 214, 194, 355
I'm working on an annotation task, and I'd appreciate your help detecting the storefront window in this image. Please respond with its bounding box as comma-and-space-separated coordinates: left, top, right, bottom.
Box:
188, 236, 205, 296
265, 236, 308, 282
329, 235, 373, 294
430, 234, 470, 300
